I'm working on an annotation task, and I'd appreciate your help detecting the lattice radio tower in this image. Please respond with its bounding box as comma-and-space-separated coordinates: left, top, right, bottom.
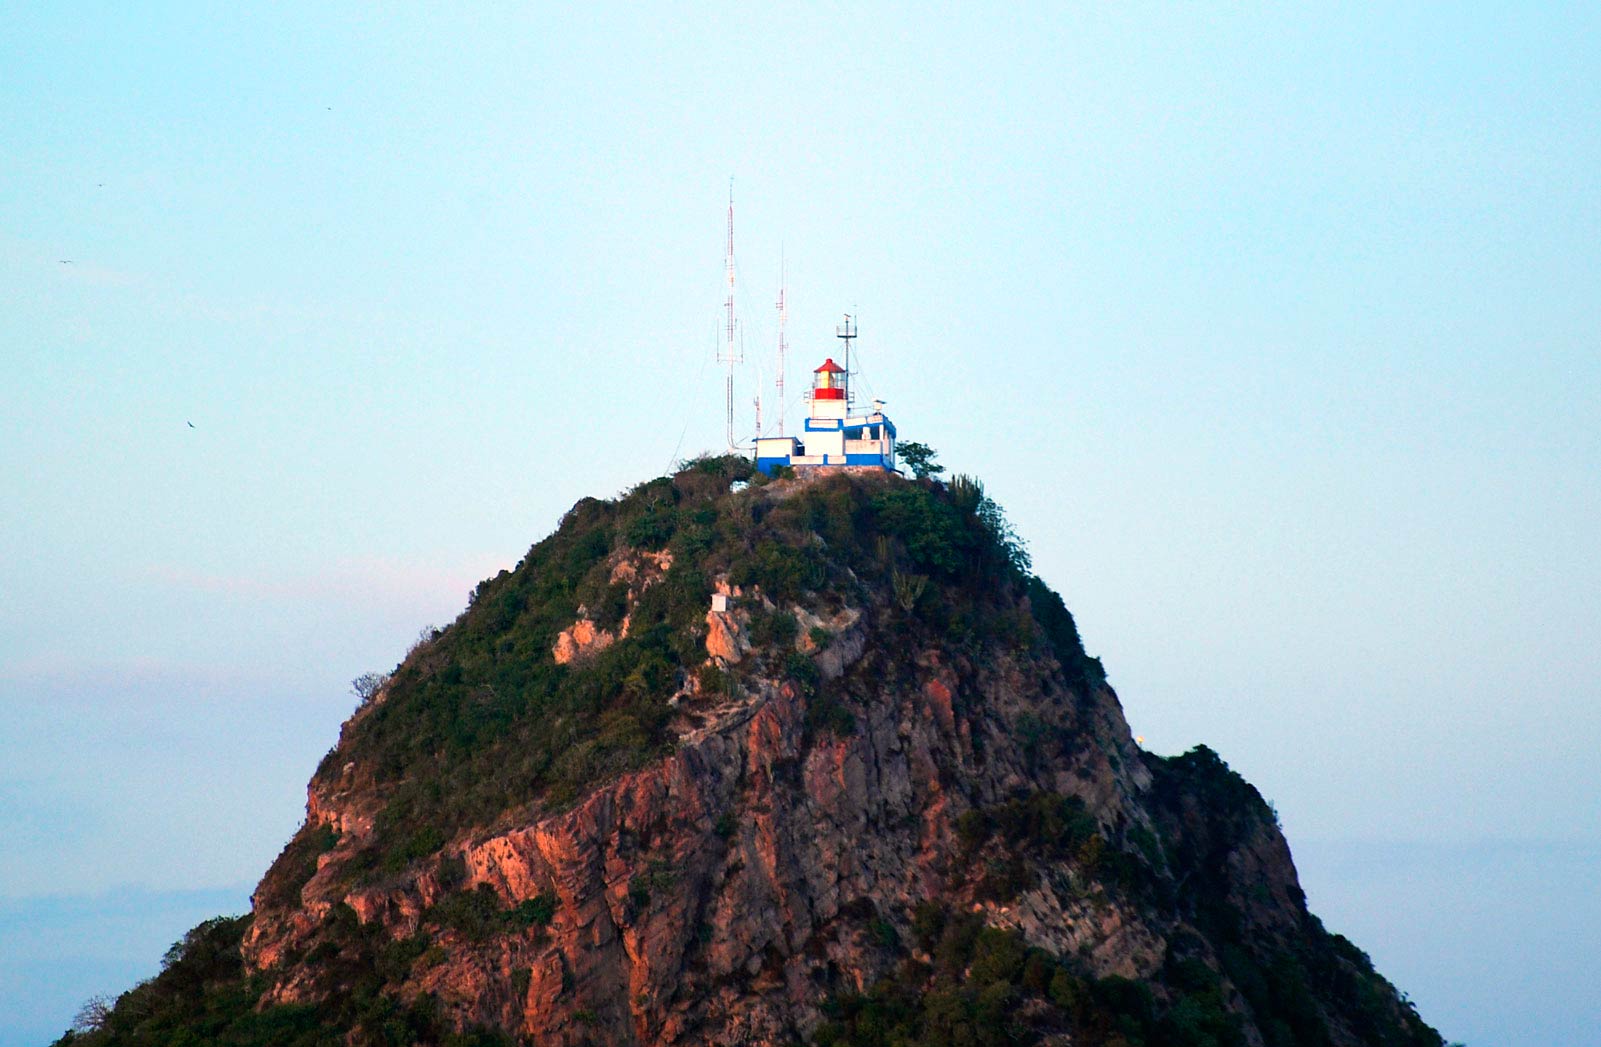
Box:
775, 252, 788, 436
718, 181, 743, 452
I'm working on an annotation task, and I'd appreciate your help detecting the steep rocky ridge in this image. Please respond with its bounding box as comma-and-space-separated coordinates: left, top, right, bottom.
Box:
61, 457, 1443, 1047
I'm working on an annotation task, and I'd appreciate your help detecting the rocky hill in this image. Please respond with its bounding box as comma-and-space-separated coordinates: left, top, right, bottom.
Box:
58, 457, 1444, 1047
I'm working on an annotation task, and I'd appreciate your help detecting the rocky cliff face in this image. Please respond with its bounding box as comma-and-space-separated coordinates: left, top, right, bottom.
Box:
252, 590, 1156, 1043
67, 459, 1443, 1047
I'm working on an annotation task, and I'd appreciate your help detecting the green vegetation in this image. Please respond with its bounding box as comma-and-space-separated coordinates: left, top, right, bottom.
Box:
424, 883, 559, 942
306, 455, 1102, 883
955, 791, 1153, 903
1024, 575, 1104, 690
1155, 745, 1277, 833
64, 457, 1441, 1047
50, 914, 517, 1047
330, 456, 755, 875
747, 607, 800, 648
956, 791, 1100, 857
258, 824, 338, 908
510, 892, 558, 928
815, 905, 1245, 1047
627, 860, 679, 912
1149, 748, 1444, 1047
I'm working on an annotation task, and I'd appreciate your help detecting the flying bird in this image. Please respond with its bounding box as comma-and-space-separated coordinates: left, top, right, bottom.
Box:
58, 259, 73, 264
187, 421, 195, 429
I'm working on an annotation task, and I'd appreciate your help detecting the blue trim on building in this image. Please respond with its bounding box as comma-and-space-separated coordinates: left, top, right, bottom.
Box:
757, 412, 898, 476
804, 416, 896, 435
756, 456, 896, 475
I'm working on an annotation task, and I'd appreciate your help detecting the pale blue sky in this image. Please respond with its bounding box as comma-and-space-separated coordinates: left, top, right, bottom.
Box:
3, 5, 1598, 1044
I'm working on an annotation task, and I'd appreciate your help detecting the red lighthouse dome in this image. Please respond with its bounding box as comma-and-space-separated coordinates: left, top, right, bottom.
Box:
812, 358, 846, 401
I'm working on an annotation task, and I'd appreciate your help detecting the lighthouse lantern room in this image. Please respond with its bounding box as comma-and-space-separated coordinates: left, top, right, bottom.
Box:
755, 351, 897, 475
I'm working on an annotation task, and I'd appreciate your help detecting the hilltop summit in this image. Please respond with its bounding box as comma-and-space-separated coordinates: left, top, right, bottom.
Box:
61, 457, 1443, 1047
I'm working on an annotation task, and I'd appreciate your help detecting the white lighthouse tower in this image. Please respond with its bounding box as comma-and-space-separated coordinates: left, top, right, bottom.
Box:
754, 318, 897, 475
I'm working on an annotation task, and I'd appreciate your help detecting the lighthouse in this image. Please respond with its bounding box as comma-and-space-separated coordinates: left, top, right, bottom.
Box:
754, 331, 898, 475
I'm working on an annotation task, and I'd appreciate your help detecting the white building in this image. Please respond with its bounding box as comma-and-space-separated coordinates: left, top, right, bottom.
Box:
755, 357, 897, 474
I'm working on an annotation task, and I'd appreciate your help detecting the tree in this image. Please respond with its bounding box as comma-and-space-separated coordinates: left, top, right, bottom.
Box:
71, 994, 113, 1033
351, 672, 390, 706
897, 441, 944, 480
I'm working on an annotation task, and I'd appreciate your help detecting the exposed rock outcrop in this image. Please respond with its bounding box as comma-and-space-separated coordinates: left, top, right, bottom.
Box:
553, 618, 616, 664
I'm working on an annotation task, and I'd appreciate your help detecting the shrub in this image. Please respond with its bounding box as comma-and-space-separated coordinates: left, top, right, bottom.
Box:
577, 575, 629, 633
973, 486, 1030, 576
437, 853, 467, 889
697, 662, 730, 696
509, 893, 558, 928
870, 486, 967, 576
260, 824, 338, 908
376, 935, 430, 981
381, 827, 445, 875
807, 697, 856, 738
748, 609, 800, 649
429, 884, 503, 941
730, 541, 827, 601
1025, 576, 1086, 663
624, 504, 678, 549
785, 652, 820, 696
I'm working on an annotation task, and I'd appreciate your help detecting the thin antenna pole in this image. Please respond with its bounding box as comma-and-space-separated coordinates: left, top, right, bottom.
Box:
776, 249, 787, 437
836, 313, 857, 410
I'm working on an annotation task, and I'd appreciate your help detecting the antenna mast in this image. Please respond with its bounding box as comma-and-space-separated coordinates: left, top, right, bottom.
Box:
776, 252, 788, 436
718, 181, 743, 452
836, 313, 857, 410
